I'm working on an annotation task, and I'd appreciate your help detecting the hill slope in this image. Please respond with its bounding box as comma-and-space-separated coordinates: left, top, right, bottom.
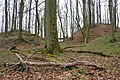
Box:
0, 31, 44, 51
72, 23, 120, 45
65, 32, 120, 57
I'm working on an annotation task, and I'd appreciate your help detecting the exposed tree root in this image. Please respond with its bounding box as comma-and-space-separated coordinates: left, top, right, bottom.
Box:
13, 38, 31, 45
62, 45, 83, 50
64, 50, 111, 57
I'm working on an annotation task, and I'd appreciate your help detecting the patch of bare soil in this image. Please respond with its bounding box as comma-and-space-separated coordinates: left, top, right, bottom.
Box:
72, 23, 120, 45
0, 52, 120, 80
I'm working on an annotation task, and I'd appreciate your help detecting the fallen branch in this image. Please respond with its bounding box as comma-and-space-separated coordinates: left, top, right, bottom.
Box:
14, 53, 103, 71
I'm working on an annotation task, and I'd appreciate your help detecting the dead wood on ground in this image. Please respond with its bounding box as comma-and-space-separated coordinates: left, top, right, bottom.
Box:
12, 52, 104, 71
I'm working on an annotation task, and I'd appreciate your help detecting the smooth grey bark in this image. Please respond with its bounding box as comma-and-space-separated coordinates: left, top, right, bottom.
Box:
25, 7, 28, 31
98, 0, 101, 23
40, 17, 43, 37
109, 0, 116, 42
96, 1, 99, 23
113, 0, 117, 30
35, 0, 40, 36
76, 0, 85, 42
76, 0, 80, 31
14, 0, 17, 31
1, 11, 4, 33
92, 0, 95, 27
11, 0, 16, 31
70, 0, 73, 39
5, 0, 8, 37
28, 0, 32, 33
83, 0, 89, 43
18, 0, 24, 39
7, 0, 11, 30
65, 0, 68, 38
35, 16, 37, 35
58, 0, 65, 40
44, 0, 61, 54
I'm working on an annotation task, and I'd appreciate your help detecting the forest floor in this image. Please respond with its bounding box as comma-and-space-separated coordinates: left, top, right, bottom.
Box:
0, 24, 120, 80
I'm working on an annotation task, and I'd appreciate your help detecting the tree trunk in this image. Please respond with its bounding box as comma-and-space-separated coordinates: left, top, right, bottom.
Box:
92, 0, 95, 27
44, 0, 61, 54
83, 0, 89, 43
28, 0, 32, 33
35, 17, 37, 35
11, 0, 16, 31
98, 0, 101, 23
8, 0, 11, 30
14, 0, 17, 31
18, 0, 24, 39
65, 1, 68, 38
58, 2, 65, 40
1, 11, 4, 33
5, 0, 8, 37
113, 0, 117, 30
35, 0, 40, 36
25, 8, 28, 31
70, 0, 73, 39
109, 0, 116, 42
96, 1, 99, 23
76, 0, 85, 43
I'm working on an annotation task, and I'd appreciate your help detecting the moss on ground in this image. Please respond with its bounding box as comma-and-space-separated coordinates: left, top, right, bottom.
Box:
0, 51, 17, 63
77, 33, 120, 56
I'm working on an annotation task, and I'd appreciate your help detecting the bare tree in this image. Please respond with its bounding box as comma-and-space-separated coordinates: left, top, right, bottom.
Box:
70, 0, 74, 39
92, 0, 95, 27
34, 0, 40, 36
28, 0, 32, 33
11, 0, 16, 31
4, 0, 8, 37
98, 0, 101, 23
109, 0, 116, 42
65, 0, 68, 38
44, 0, 61, 54
18, 0, 24, 39
1, 11, 4, 33
14, 0, 17, 31
8, 0, 11, 30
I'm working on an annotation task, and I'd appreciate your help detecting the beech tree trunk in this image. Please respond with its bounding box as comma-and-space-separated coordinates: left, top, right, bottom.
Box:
58, 0, 65, 40
70, 0, 74, 39
14, 0, 17, 31
5, 0, 8, 37
11, 0, 16, 31
18, 0, 24, 39
109, 0, 116, 42
44, 0, 61, 54
28, 0, 32, 33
